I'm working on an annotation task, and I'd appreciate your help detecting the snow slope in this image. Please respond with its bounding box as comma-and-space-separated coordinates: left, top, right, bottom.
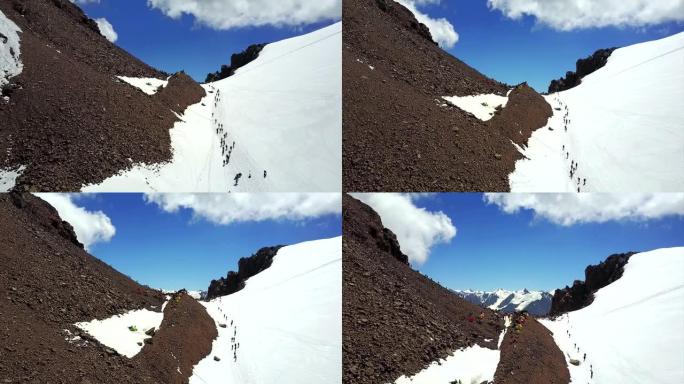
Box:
442, 91, 511, 121
0, 9, 23, 90
540, 247, 684, 384
84, 22, 342, 192
455, 289, 553, 316
190, 237, 342, 384
74, 299, 169, 358
116, 76, 169, 95
510, 32, 684, 192
391, 316, 511, 384
0, 165, 24, 192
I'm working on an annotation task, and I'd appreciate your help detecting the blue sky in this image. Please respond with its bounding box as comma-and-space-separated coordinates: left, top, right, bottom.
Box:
365, 193, 684, 292
77, 0, 339, 82
72, 194, 341, 291
402, 0, 684, 91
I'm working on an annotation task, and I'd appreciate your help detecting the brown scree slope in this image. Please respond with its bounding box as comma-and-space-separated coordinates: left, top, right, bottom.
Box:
0, 192, 215, 383
343, 0, 551, 192
343, 194, 505, 384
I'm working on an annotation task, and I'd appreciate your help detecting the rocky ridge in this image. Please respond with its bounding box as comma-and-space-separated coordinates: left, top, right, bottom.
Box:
206, 245, 285, 300
550, 252, 635, 316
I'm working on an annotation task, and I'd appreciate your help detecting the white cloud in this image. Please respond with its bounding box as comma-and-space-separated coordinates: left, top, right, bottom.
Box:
484, 193, 684, 225
395, 0, 459, 48
69, 0, 101, 4
487, 0, 684, 31
94, 18, 118, 43
145, 193, 341, 225
147, 0, 341, 30
34, 194, 116, 251
352, 193, 456, 265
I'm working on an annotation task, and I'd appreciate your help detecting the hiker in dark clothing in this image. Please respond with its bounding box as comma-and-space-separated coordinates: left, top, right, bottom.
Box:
264, 170, 267, 178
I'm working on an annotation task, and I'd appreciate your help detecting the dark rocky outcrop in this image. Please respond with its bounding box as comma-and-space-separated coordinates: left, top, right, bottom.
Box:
49, 0, 100, 34
9, 191, 82, 248
548, 48, 617, 93
205, 43, 267, 83
154, 71, 206, 114
343, 194, 409, 265
373, 0, 436, 45
206, 245, 285, 299
550, 252, 635, 316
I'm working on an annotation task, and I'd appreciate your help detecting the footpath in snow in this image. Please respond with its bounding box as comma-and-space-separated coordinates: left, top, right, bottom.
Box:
509, 32, 684, 192
83, 22, 342, 193
189, 237, 342, 384
540, 247, 684, 384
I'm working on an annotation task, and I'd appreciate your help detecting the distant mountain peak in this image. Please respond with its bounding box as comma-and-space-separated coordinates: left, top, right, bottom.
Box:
453, 288, 553, 316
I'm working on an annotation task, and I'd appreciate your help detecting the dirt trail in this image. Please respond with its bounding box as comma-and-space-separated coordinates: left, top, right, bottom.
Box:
136, 292, 217, 384
494, 313, 570, 384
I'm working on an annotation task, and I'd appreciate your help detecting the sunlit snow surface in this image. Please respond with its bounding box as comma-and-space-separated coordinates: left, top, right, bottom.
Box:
74, 300, 169, 358
0, 10, 23, 89
116, 76, 169, 95
510, 32, 684, 192
540, 247, 684, 384
0, 165, 24, 191
442, 91, 511, 121
391, 316, 511, 384
190, 237, 342, 384
84, 22, 342, 192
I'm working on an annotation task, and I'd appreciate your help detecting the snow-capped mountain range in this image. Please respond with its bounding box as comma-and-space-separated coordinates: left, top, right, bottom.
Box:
453, 289, 554, 316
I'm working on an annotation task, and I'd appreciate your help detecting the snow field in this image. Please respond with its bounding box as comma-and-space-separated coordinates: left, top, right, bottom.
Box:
391, 316, 512, 384
442, 90, 511, 121
74, 298, 170, 358
116, 76, 169, 95
510, 32, 684, 192
0, 165, 24, 192
540, 247, 684, 384
0, 9, 23, 89
190, 237, 342, 384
